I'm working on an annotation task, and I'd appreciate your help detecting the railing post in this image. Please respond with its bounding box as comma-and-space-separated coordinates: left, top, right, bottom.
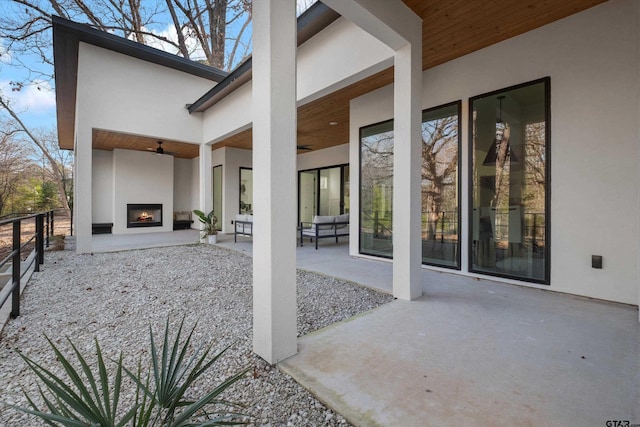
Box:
11, 221, 20, 319
46, 211, 50, 248
36, 214, 44, 270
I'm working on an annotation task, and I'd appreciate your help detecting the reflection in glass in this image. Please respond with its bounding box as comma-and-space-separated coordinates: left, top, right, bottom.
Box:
212, 165, 222, 230
239, 167, 252, 214
299, 170, 317, 223
421, 103, 460, 268
319, 167, 342, 216
470, 79, 549, 282
360, 120, 394, 258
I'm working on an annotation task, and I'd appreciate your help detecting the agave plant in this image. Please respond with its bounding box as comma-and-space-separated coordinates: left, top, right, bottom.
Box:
7, 317, 251, 426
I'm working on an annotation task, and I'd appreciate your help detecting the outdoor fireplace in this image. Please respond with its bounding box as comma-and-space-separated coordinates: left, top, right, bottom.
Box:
127, 204, 163, 228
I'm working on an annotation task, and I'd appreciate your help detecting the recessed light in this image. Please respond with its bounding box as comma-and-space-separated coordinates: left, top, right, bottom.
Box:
329, 121, 338, 126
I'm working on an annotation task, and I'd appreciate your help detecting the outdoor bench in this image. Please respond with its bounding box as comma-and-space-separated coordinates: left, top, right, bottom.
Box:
234, 214, 253, 242
92, 222, 113, 234
300, 214, 349, 250
173, 211, 194, 230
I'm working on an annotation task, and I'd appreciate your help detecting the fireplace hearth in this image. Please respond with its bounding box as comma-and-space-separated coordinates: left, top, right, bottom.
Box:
127, 204, 163, 228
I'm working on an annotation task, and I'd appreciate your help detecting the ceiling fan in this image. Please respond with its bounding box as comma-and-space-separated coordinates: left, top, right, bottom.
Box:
147, 141, 176, 155
297, 144, 313, 151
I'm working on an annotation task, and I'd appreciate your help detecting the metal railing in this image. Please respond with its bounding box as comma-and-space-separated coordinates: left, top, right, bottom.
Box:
0, 210, 54, 319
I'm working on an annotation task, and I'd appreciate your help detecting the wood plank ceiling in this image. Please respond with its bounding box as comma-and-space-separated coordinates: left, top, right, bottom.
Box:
93, 0, 607, 156
92, 129, 200, 159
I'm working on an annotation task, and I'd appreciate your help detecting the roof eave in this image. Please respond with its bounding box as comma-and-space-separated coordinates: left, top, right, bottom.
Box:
188, 1, 341, 113
53, 15, 229, 150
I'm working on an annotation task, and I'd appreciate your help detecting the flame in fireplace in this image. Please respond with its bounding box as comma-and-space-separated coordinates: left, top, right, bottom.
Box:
138, 211, 153, 221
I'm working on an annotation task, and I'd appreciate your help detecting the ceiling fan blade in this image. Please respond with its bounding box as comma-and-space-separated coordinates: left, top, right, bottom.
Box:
297, 145, 312, 151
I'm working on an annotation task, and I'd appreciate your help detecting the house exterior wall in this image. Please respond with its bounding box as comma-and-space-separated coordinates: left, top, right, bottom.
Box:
190, 157, 200, 217
202, 17, 393, 145
74, 43, 214, 248
174, 157, 196, 217
297, 144, 349, 170
350, 0, 639, 305
92, 150, 113, 223
76, 43, 212, 144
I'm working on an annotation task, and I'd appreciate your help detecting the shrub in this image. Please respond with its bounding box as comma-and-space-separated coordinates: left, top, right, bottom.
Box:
6, 317, 251, 426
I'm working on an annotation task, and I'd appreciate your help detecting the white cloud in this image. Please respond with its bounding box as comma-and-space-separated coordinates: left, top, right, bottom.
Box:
0, 79, 56, 113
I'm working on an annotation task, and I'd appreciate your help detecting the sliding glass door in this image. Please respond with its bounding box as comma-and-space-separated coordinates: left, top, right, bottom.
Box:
298, 165, 349, 224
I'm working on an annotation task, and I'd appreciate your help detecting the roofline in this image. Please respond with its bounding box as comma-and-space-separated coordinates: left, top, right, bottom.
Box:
52, 16, 229, 81
53, 16, 229, 150
188, 1, 340, 113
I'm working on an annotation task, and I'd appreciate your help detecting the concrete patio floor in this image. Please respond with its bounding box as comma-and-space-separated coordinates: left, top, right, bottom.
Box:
88, 231, 639, 426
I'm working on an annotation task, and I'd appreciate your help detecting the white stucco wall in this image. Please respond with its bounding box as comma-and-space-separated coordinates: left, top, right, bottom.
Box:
92, 150, 113, 223
112, 149, 174, 234
203, 17, 393, 145
76, 43, 213, 144
74, 43, 215, 250
350, 0, 639, 304
297, 144, 349, 170
174, 157, 196, 215
190, 157, 200, 216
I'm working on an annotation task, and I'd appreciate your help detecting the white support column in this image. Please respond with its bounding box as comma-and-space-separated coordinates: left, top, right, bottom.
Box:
392, 41, 423, 301
75, 127, 92, 253
324, 0, 423, 300
199, 143, 213, 217
637, 0, 640, 323
252, 0, 298, 363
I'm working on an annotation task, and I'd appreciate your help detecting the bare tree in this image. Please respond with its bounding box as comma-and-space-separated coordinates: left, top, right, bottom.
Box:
0, 97, 72, 213
1, 0, 256, 215
0, 0, 252, 74
421, 116, 458, 239
0, 128, 30, 215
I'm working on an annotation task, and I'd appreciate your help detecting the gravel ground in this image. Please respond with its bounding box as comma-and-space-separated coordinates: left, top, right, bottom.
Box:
0, 244, 393, 426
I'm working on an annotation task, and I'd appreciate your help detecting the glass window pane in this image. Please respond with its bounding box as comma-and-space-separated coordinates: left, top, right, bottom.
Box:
319, 167, 342, 216
343, 165, 350, 214
470, 79, 549, 283
239, 168, 252, 214
360, 120, 394, 258
212, 165, 222, 230
299, 170, 317, 223
421, 103, 460, 268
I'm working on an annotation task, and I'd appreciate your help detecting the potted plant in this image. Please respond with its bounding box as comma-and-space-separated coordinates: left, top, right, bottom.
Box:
193, 209, 218, 244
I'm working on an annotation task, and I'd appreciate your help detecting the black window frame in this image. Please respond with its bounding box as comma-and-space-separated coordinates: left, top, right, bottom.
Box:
467, 77, 551, 285
421, 100, 463, 270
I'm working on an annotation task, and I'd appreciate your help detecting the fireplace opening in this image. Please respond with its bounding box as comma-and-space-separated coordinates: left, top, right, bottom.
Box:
127, 204, 163, 228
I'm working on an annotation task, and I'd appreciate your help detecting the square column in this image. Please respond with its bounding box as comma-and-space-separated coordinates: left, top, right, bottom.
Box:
199, 143, 213, 217
323, 0, 423, 301
252, 0, 298, 363
392, 42, 423, 301
75, 126, 92, 253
